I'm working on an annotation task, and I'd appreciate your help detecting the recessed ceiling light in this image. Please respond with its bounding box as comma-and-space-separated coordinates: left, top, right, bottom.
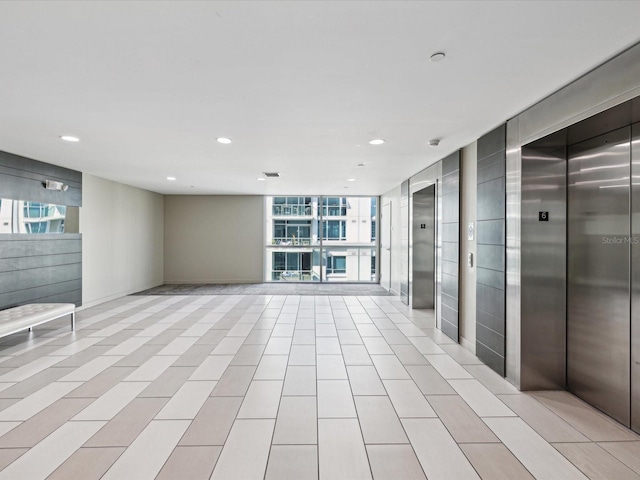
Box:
257, 177, 266, 181
430, 52, 446, 62
369, 139, 385, 145
60, 135, 80, 142
357, 163, 366, 167
167, 176, 176, 181
428, 139, 440, 147
347, 178, 356, 182
216, 137, 232, 144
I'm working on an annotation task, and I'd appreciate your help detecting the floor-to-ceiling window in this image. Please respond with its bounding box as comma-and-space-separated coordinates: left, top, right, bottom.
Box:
265, 196, 378, 282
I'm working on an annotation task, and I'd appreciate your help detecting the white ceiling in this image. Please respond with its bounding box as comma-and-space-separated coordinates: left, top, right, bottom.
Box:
1, 1, 640, 196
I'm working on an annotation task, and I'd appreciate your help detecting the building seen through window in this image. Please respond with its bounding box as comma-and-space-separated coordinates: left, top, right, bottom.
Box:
265, 196, 377, 282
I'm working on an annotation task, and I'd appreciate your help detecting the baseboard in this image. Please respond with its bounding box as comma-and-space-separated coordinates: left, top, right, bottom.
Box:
163, 279, 264, 285
460, 335, 476, 355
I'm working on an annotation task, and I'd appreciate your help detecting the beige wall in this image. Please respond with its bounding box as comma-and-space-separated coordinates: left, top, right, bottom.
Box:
80, 173, 164, 308
459, 142, 477, 352
164, 195, 264, 283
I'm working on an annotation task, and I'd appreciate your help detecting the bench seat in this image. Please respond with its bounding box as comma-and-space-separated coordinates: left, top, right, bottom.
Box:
0, 303, 75, 339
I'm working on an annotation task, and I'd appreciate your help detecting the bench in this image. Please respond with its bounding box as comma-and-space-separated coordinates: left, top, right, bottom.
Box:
0, 304, 76, 339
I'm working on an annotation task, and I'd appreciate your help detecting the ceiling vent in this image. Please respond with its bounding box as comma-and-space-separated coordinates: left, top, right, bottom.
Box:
263, 172, 280, 178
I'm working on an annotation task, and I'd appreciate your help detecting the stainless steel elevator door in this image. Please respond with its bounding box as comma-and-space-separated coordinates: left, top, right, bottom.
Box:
412, 185, 435, 309
632, 121, 640, 433
568, 126, 631, 426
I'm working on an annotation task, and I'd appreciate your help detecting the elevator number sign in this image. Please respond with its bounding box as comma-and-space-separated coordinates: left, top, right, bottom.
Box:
539, 211, 549, 222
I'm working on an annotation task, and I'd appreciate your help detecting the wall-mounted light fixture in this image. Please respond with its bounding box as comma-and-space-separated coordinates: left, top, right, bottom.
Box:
43, 180, 69, 191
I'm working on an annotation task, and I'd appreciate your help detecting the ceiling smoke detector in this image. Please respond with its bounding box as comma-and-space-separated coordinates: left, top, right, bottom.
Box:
430, 52, 446, 62
428, 139, 440, 147
263, 172, 280, 178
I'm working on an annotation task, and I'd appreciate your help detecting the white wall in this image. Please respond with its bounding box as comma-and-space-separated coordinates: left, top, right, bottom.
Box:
459, 142, 477, 352
381, 184, 403, 295
80, 173, 164, 308
164, 195, 264, 283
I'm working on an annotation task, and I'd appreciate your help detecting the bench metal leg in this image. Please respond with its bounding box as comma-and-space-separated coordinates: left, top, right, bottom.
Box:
71, 312, 76, 331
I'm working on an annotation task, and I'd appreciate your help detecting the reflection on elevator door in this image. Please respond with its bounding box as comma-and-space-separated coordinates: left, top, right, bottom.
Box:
567, 126, 631, 427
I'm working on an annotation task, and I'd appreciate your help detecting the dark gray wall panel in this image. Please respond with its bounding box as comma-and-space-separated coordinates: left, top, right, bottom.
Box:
400, 180, 410, 304
440, 151, 460, 342
0, 150, 82, 310
476, 125, 506, 376
0, 150, 82, 207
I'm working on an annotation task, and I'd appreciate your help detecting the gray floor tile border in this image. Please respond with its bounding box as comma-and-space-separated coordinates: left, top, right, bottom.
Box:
133, 283, 393, 296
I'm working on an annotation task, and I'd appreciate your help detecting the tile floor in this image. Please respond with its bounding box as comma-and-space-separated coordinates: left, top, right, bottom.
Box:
0, 294, 638, 479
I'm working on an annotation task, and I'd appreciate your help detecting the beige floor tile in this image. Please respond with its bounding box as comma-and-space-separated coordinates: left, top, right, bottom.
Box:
0, 448, 28, 471
354, 396, 408, 444
244, 329, 273, 345
189, 355, 233, 381
0, 397, 92, 448
114, 344, 165, 367
85, 397, 168, 447
425, 354, 473, 379
283, 365, 317, 395
272, 324, 295, 337
383, 380, 436, 418
347, 365, 386, 396
439, 343, 483, 364
599, 441, 640, 474
211, 365, 256, 396
402, 418, 479, 480
226, 323, 255, 337
448, 379, 515, 417
408, 336, 445, 354
356, 324, 381, 337
102, 419, 191, 480
532, 391, 639, 441
138, 365, 195, 397
289, 345, 316, 365
264, 337, 293, 355
47, 447, 125, 480
156, 380, 216, 419
65, 366, 135, 398
318, 380, 357, 418
0, 366, 73, 399
460, 443, 534, 480
0, 420, 105, 480
156, 446, 222, 480
124, 355, 178, 381
318, 418, 371, 480
211, 419, 275, 480
371, 355, 410, 379
427, 395, 500, 443
211, 337, 245, 355
230, 344, 265, 365
273, 396, 317, 444
266, 445, 318, 480
317, 354, 348, 380
499, 393, 590, 442
255, 355, 289, 380
0, 355, 65, 383
59, 354, 124, 382
464, 364, 521, 394
390, 344, 429, 365
484, 417, 588, 480
555, 442, 640, 480
405, 365, 455, 395
0, 381, 81, 421
362, 337, 393, 354
180, 396, 243, 446
292, 329, 316, 345
237, 380, 283, 418
316, 324, 338, 337
174, 344, 217, 366
157, 336, 199, 355
337, 329, 363, 345
105, 336, 150, 356
366, 444, 427, 480
74, 381, 149, 421
316, 337, 342, 354
379, 329, 411, 345
342, 345, 372, 365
